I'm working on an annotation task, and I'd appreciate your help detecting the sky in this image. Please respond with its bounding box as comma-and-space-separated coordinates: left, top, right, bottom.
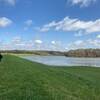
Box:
0, 0, 100, 51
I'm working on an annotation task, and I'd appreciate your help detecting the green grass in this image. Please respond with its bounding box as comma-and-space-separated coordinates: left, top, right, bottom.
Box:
0, 55, 100, 100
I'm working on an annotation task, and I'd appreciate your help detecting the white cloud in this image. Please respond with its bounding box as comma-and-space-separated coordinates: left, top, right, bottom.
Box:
39, 27, 50, 32
0, 0, 17, 6
0, 37, 100, 50
25, 20, 33, 26
0, 17, 12, 28
12, 37, 22, 44
34, 40, 43, 44
68, 39, 100, 49
74, 40, 84, 45
39, 17, 100, 34
68, 0, 97, 7
68, 40, 85, 49
74, 30, 84, 37
51, 41, 56, 45
51, 41, 64, 51
0, 37, 35, 50
38, 21, 57, 32
97, 34, 100, 38
34, 40, 43, 50
87, 39, 100, 47
6, 0, 16, 5
24, 19, 33, 31
0, 38, 65, 51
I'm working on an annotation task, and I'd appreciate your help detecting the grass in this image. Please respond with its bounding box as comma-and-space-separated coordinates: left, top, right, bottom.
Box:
0, 55, 100, 100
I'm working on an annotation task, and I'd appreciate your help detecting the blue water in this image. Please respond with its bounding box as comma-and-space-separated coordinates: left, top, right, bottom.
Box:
21, 56, 100, 67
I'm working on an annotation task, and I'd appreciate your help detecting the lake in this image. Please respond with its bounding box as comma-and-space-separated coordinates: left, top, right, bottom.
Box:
21, 56, 100, 67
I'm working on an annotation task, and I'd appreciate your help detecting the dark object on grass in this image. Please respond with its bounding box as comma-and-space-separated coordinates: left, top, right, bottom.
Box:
0, 54, 3, 62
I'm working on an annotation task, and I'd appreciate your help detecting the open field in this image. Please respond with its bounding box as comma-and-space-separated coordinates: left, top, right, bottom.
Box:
0, 55, 100, 100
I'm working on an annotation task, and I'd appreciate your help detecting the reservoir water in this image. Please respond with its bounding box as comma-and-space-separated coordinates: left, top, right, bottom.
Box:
22, 56, 100, 67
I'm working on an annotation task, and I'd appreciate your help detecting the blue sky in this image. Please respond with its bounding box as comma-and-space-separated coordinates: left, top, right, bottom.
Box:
0, 0, 100, 50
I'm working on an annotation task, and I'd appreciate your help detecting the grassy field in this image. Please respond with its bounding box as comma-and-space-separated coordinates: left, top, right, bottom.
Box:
0, 55, 100, 100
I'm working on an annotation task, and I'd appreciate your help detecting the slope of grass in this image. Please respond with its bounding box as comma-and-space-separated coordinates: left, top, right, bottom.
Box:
0, 55, 100, 100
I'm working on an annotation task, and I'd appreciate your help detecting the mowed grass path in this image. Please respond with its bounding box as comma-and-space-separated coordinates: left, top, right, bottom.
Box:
0, 55, 100, 100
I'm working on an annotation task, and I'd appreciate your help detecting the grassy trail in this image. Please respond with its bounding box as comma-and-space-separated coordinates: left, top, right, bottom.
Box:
0, 55, 100, 100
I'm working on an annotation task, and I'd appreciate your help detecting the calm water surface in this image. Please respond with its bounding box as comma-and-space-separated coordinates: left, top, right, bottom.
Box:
21, 56, 100, 67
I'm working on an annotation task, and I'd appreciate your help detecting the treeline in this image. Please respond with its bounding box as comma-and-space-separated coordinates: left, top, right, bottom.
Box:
0, 49, 100, 57
0, 50, 64, 56
0, 50, 34, 54
64, 49, 100, 57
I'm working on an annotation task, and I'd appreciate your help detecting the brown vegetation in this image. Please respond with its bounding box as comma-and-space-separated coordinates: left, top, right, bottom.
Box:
65, 49, 100, 57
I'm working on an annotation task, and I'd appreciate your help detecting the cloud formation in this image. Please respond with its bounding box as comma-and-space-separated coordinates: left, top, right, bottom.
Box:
0, 17, 12, 28
0, 37, 64, 51
24, 19, 33, 31
34, 40, 43, 44
97, 34, 100, 38
25, 20, 33, 26
0, 36, 100, 50
0, 0, 17, 6
68, 39, 100, 49
0, 37, 34, 50
39, 17, 100, 34
68, 0, 97, 7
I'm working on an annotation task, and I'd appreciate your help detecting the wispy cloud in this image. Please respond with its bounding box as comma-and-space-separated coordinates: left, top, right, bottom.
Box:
68, 0, 97, 7
51, 41, 63, 51
68, 39, 100, 49
34, 40, 43, 44
12, 36, 22, 44
0, 37, 64, 51
24, 19, 33, 31
38, 21, 56, 32
0, 0, 17, 6
97, 34, 100, 38
0, 36, 100, 50
6, 0, 16, 5
74, 30, 84, 37
0, 17, 13, 28
0, 37, 34, 50
25, 20, 33, 26
39, 16, 100, 35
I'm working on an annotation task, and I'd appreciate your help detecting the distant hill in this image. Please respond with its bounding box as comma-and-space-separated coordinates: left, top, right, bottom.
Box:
0, 49, 100, 57
0, 50, 64, 56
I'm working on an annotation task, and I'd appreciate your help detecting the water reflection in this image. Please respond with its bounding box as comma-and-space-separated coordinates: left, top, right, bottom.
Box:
21, 56, 100, 67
